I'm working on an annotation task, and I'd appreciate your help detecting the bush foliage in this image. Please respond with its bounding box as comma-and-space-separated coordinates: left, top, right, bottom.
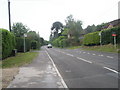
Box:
52, 36, 68, 48
83, 31, 100, 46
31, 40, 40, 49
2, 29, 16, 59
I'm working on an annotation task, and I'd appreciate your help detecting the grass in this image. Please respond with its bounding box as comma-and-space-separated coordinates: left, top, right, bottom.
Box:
67, 44, 119, 53
67, 46, 82, 49
82, 44, 119, 53
2, 52, 39, 68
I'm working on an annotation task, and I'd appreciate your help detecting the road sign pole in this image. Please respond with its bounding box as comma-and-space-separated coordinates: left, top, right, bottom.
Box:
24, 36, 25, 52
23, 34, 27, 53
114, 36, 116, 48
99, 32, 102, 46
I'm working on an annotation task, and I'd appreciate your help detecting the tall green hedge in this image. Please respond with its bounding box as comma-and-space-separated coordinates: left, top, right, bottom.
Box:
52, 36, 68, 48
31, 40, 40, 49
16, 37, 31, 52
83, 31, 100, 46
2, 28, 16, 59
101, 27, 120, 45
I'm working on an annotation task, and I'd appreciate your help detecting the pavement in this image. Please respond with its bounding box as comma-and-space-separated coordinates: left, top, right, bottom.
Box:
7, 50, 67, 88
7, 46, 119, 88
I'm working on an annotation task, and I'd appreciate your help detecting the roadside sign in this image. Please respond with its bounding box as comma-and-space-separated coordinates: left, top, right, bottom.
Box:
112, 34, 117, 36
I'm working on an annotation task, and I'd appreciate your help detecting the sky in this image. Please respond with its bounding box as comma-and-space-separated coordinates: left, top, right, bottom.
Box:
0, 0, 119, 40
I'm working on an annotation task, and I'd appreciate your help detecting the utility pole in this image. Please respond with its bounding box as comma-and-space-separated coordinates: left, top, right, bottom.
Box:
8, 0, 11, 32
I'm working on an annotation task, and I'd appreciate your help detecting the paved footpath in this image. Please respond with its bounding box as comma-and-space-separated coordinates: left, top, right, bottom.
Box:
7, 50, 67, 88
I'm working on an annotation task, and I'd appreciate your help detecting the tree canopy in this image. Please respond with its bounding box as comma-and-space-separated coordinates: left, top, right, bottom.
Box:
12, 22, 29, 37
50, 21, 63, 40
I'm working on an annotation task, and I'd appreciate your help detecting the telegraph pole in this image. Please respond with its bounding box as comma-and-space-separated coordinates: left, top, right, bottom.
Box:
8, 0, 11, 32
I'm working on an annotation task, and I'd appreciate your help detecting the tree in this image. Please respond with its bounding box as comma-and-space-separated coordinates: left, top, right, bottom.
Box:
27, 31, 43, 49
12, 22, 29, 37
27, 31, 40, 41
96, 23, 108, 31
51, 21, 63, 39
65, 15, 83, 38
84, 24, 97, 34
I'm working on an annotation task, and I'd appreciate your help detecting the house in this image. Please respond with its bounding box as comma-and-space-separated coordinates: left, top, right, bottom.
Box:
102, 19, 120, 30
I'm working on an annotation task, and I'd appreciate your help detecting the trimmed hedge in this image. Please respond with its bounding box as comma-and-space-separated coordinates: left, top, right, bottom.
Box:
2, 28, 16, 59
83, 31, 100, 46
101, 27, 120, 45
16, 37, 31, 52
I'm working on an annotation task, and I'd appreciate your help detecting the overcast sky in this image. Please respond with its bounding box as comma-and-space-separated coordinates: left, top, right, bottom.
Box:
0, 0, 119, 40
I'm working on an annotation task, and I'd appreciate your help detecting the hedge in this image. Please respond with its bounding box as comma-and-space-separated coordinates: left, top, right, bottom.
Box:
16, 37, 31, 52
2, 28, 16, 59
83, 31, 100, 46
31, 40, 40, 49
101, 27, 120, 45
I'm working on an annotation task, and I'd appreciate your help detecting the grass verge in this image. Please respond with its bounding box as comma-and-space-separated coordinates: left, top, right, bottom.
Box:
82, 44, 118, 53
67, 44, 119, 53
2, 52, 39, 68
1, 51, 39, 88
67, 46, 82, 49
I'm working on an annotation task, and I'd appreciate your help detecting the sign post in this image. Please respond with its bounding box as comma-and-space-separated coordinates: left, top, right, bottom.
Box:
99, 32, 102, 46
24, 34, 27, 52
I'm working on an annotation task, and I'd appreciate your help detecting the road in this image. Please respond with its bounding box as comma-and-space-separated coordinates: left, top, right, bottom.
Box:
44, 46, 118, 88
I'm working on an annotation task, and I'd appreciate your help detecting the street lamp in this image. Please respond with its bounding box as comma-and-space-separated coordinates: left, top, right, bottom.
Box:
24, 34, 27, 52
8, 0, 11, 32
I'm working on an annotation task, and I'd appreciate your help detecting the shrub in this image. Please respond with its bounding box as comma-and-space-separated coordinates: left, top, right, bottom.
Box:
52, 36, 68, 48
31, 41, 38, 49
1, 28, 16, 59
83, 31, 100, 46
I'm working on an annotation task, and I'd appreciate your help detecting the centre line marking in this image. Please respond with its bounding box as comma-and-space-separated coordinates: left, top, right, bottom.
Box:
107, 56, 113, 59
92, 54, 96, 55
77, 57, 92, 64
104, 67, 118, 74
66, 54, 74, 57
45, 51, 68, 88
98, 55, 103, 56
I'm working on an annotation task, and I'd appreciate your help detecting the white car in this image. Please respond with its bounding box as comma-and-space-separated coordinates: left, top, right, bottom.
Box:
47, 44, 52, 48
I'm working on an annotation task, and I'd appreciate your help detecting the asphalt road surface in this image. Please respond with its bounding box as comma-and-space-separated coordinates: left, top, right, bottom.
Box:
44, 46, 118, 88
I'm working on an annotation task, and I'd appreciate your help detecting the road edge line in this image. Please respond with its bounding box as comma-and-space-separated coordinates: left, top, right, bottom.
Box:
45, 50, 68, 89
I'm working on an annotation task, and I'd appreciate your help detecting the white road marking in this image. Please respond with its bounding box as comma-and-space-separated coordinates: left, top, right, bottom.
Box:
87, 53, 90, 54
98, 55, 104, 56
62, 52, 66, 54
66, 53, 74, 57
92, 54, 96, 55
77, 57, 92, 64
107, 56, 114, 59
104, 67, 118, 74
45, 51, 68, 88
